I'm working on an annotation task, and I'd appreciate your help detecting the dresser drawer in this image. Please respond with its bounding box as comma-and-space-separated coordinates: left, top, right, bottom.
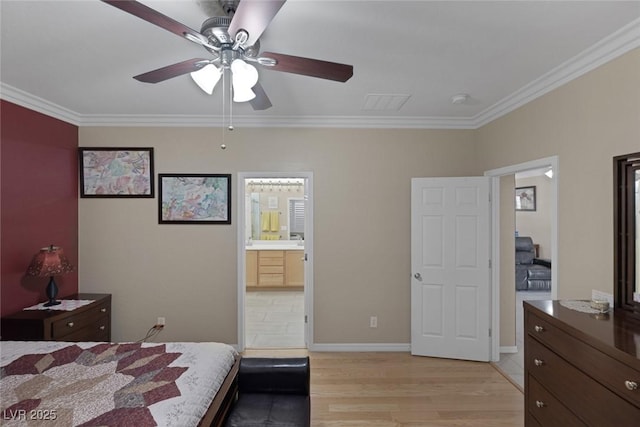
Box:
526, 337, 639, 426
527, 376, 584, 427
527, 311, 640, 407
51, 301, 110, 339
525, 412, 543, 427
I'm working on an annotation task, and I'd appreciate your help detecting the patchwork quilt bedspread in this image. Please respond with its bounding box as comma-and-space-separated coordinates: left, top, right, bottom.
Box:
0, 341, 238, 426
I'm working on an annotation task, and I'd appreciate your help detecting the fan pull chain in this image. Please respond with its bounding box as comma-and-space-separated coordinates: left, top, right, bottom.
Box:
228, 76, 234, 132
220, 68, 227, 150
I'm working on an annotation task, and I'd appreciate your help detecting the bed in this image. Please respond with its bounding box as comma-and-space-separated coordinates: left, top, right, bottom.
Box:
0, 341, 240, 427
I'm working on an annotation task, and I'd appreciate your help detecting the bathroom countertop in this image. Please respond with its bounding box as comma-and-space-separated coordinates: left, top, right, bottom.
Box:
245, 241, 304, 251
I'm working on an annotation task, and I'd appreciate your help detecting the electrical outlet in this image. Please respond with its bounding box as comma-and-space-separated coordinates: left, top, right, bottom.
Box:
157, 317, 166, 326
369, 316, 378, 328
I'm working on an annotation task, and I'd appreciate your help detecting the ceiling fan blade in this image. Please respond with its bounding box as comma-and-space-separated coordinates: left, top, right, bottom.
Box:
228, 0, 286, 46
260, 52, 353, 82
134, 58, 210, 83
249, 82, 272, 110
101, 0, 209, 47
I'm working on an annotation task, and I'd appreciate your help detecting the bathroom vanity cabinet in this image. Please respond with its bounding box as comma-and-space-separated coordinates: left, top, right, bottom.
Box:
246, 249, 304, 289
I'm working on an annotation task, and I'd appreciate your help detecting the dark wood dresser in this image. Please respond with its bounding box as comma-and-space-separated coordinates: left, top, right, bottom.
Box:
524, 300, 640, 426
1, 293, 111, 342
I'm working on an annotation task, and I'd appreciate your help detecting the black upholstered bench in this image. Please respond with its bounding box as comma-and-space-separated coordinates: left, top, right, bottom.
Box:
224, 357, 310, 427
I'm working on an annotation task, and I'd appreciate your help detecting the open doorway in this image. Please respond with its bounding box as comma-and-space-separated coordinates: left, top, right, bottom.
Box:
500, 168, 554, 387
486, 156, 559, 371
236, 172, 313, 351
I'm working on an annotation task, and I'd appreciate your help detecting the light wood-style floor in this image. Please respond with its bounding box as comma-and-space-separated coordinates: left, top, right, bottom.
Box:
243, 350, 524, 427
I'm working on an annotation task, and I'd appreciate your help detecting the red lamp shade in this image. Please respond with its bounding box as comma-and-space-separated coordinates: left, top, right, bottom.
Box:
27, 245, 74, 307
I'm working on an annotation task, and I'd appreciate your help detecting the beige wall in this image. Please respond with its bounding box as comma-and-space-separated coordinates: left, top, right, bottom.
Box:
478, 47, 640, 301
500, 175, 516, 347
79, 47, 639, 347
515, 175, 552, 258
78, 128, 479, 343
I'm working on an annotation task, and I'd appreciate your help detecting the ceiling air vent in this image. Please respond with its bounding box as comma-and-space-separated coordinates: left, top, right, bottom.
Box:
362, 94, 411, 111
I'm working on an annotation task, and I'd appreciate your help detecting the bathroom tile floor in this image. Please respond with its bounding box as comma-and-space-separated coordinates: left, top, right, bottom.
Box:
245, 291, 305, 349
494, 290, 551, 389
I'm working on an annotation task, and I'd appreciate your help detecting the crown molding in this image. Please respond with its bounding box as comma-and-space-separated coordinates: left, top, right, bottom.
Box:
76, 113, 477, 129
2, 17, 638, 130
472, 17, 640, 127
0, 84, 81, 125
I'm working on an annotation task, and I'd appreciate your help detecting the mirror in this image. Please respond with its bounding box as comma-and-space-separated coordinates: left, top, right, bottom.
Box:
246, 179, 305, 241
614, 152, 640, 318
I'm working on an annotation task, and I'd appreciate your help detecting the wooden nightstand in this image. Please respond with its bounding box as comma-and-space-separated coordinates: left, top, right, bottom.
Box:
1, 293, 111, 342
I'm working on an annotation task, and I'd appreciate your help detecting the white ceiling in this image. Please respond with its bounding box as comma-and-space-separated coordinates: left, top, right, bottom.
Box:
1, 0, 639, 128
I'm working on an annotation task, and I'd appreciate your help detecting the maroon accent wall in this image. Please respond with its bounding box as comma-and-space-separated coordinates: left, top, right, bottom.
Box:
1, 100, 79, 316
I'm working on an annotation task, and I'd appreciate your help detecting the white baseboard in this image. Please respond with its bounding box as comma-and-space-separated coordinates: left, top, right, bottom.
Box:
310, 343, 411, 352
499, 346, 519, 354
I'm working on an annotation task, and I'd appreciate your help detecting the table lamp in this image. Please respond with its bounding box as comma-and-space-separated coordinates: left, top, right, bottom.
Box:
26, 245, 74, 307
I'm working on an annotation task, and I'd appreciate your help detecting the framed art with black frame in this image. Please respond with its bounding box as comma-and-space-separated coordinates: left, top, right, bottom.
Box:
515, 186, 536, 211
79, 147, 154, 198
158, 174, 231, 224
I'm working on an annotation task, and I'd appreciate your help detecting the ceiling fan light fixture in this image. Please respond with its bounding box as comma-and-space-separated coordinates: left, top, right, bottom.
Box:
231, 59, 259, 102
233, 86, 256, 102
190, 64, 221, 95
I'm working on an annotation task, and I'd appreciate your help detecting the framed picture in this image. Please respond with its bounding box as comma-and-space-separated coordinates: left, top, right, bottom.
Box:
515, 186, 536, 211
159, 174, 231, 224
79, 147, 154, 197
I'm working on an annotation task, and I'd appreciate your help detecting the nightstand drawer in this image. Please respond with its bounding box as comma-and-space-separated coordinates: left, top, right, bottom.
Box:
51, 300, 110, 339
0, 294, 112, 342
58, 315, 110, 342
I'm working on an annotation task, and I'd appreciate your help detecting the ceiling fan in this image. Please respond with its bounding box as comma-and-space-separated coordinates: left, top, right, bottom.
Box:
101, 0, 354, 110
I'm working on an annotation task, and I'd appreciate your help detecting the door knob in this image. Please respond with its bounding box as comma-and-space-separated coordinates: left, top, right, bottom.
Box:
414, 273, 422, 281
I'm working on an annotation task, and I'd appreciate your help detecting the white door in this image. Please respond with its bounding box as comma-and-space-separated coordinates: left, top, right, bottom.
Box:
411, 177, 491, 361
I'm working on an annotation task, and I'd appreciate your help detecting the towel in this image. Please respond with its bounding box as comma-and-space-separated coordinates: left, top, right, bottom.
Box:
261, 212, 270, 231
270, 211, 279, 232
261, 234, 279, 240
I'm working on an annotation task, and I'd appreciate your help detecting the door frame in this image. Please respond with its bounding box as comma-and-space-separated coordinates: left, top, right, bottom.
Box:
484, 156, 559, 361
236, 171, 314, 352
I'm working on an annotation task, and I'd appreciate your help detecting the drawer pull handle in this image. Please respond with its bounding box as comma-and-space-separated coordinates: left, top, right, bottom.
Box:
101, 308, 107, 313
534, 358, 545, 367
67, 322, 74, 328
625, 380, 638, 391
99, 325, 106, 331
534, 325, 544, 333
535, 400, 545, 408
